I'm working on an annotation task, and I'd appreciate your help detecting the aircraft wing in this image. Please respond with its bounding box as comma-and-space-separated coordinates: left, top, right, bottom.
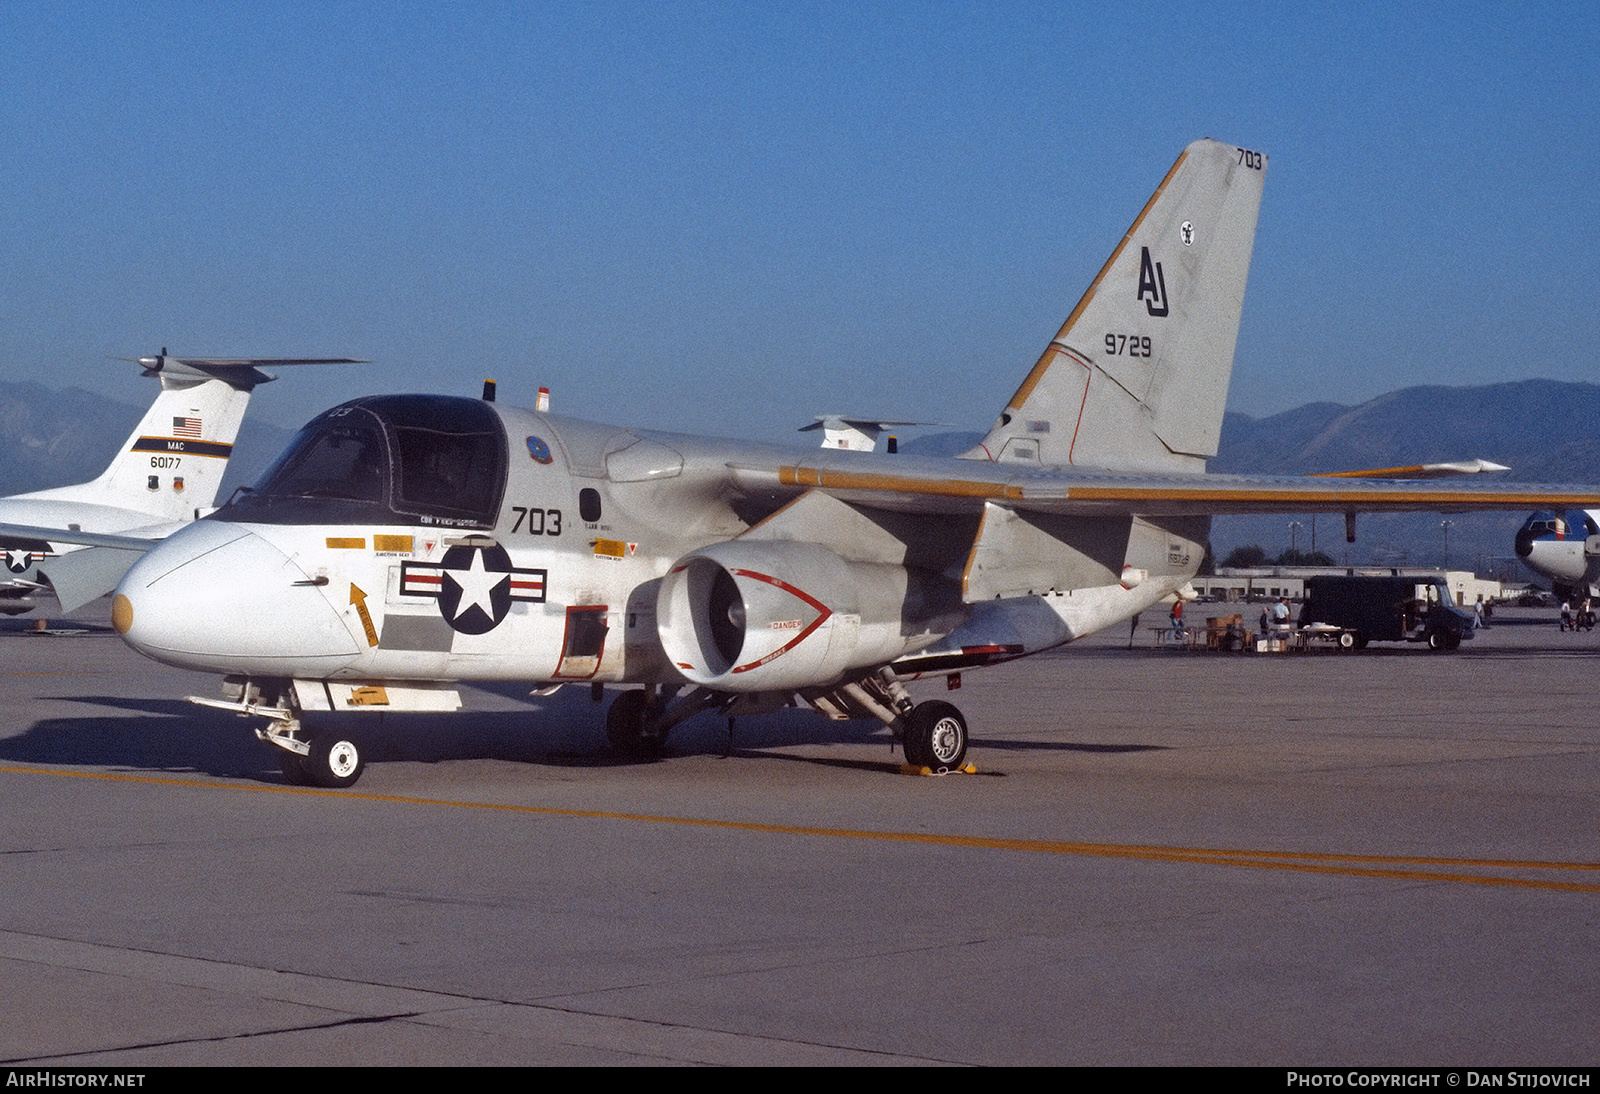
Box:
39, 546, 151, 612
0, 523, 160, 552
1020, 473, 1596, 516
1310, 459, 1511, 479
736, 456, 1598, 517
0, 523, 163, 614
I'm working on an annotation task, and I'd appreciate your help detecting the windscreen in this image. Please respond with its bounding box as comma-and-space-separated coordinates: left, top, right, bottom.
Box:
217, 395, 508, 528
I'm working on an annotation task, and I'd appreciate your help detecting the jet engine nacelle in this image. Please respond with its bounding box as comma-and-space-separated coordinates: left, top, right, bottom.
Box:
656, 540, 963, 691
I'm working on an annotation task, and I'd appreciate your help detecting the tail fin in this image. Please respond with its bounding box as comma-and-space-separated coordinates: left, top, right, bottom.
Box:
18, 353, 362, 522
967, 139, 1266, 472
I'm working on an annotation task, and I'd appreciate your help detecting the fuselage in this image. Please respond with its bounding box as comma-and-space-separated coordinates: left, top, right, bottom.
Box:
1515, 509, 1600, 597
111, 394, 1198, 690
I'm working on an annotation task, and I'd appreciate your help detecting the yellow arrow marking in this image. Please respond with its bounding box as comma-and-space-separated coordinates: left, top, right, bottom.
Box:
349, 583, 379, 647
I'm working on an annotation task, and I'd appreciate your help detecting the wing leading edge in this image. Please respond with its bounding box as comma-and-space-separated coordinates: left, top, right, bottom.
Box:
743, 456, 1598, 517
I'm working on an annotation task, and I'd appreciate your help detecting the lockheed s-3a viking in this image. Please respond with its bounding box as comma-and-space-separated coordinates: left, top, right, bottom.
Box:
106, 140, 1597, 787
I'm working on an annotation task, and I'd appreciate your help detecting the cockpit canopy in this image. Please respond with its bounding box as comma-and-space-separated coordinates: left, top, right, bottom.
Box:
1514, 509, 1599, 558
217, 395, 508, 528
1519, 510, 1598, 539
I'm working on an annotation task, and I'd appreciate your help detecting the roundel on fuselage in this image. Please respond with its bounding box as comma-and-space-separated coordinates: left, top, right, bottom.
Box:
435, 541, 515, 635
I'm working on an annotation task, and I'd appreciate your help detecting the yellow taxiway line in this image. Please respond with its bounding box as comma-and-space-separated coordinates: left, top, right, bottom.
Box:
5, 764, 1597, 894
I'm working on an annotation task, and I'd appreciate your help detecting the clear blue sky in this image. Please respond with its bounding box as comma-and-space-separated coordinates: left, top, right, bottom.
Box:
2, 1, 1595, 445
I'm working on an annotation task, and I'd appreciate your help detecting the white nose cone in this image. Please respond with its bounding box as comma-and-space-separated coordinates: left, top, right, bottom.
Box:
114, 521, 361, 675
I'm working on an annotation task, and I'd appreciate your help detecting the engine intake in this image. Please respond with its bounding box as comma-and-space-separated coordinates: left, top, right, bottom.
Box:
656, 540, 963, 691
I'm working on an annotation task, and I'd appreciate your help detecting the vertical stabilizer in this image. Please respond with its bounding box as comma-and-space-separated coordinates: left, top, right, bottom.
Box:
967, 139, 1266, 472
16, 354, 362, 522
74, 371, 252, 520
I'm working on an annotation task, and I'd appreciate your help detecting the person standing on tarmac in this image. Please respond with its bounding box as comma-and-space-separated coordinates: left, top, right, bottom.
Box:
1271, 596, 1291, 631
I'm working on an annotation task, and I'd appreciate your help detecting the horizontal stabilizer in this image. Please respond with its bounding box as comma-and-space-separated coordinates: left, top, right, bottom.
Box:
112, 351, 367, 392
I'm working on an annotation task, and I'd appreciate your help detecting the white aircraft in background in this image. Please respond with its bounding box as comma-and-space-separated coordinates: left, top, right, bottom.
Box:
104, 140, 1597, 788
1514, 509, 1600, 599
800, 416, 944, 452
0, 352, 361, 614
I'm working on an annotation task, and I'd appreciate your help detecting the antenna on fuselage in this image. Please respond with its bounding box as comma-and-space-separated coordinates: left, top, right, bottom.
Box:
482, 379, 496, 402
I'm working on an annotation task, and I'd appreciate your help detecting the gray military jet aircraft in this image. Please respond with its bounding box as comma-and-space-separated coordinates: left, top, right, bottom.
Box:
106, 140, 1596, 787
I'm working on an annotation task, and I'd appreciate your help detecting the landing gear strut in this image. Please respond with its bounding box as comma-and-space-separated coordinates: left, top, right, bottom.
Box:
604, 686, 725, 760
826, 667, 972, 772
604, 670, 976, 773
191, 680, 370, 789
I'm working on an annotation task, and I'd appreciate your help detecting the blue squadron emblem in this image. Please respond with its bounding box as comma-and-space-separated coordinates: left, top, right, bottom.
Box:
526, 436, 553, 464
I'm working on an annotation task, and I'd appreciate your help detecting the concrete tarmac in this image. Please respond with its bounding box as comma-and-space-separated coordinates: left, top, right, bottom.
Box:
0, 605, 1594, 1066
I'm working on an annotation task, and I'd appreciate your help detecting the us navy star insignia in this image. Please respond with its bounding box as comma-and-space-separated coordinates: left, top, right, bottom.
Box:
445, 548, 507, 623
400, 542, 547, 635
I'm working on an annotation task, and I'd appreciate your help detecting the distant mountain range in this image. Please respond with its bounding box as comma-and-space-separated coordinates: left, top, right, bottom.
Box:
0, 381, 143, 494
1211, 380, 1600, 483
3, 378, 1593, 580
898, 380, 1600, 578
1208, 381, 1600, 576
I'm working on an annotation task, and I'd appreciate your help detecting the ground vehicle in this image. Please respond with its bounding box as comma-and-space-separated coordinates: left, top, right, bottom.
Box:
1299, 575, 1475, 650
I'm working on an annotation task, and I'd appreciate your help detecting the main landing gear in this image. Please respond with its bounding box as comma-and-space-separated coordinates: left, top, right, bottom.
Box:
605, 687, 664, 758
605, 685, 726, 760
899, 699, 969, 771
839, 668, 968, 772
605, 668, 972, 772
